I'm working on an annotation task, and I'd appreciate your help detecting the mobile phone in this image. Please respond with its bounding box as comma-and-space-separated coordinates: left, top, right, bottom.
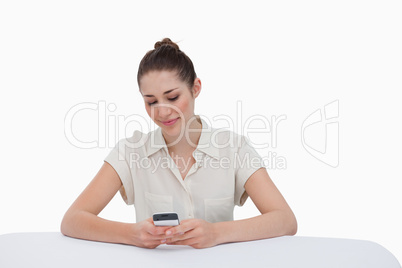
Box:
153, 212, 180, 226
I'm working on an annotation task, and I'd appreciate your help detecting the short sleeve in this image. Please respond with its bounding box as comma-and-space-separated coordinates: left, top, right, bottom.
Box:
104, 138, 135, 205
234, 135, 266, 206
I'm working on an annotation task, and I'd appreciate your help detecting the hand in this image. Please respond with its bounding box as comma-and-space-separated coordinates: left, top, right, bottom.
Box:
164, 219, 219, 249
128, 218, 171, 249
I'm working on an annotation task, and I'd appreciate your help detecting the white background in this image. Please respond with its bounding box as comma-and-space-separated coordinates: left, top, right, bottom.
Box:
1, 0, 401, 263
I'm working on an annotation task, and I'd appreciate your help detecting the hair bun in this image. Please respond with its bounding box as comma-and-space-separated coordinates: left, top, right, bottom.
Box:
154, 38, 180, 50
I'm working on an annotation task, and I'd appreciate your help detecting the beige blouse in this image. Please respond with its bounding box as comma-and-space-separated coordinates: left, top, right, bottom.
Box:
104, 116, 265, 223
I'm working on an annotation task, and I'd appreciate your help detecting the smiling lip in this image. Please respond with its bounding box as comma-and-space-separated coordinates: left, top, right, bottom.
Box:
161, 117, 179, 126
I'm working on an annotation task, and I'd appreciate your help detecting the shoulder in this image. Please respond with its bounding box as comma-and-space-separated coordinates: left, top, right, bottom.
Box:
112, 129, 151, 155
115, 129, 147, 145
212, 127, 247, 146
205, 126, 248, 152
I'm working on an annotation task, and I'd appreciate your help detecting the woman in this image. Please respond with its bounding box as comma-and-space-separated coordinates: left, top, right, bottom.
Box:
61, 38, 297, 249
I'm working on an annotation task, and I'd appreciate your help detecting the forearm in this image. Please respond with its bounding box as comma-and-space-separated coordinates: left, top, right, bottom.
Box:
60, 210, 132, 245
214, 210, 297, 245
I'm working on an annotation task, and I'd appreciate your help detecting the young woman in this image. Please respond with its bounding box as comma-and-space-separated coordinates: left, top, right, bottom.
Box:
61, 38, 297, 249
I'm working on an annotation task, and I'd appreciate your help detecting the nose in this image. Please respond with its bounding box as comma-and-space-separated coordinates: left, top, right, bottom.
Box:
157, 105, 172, 119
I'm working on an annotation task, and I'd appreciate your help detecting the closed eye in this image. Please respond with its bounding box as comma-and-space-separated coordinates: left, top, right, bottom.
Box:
148, 96, 179, 106
169, 96, 179, 101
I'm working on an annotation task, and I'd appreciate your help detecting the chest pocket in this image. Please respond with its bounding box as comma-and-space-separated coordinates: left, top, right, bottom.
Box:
145, 192, 173, 217
204, 196, 234, 223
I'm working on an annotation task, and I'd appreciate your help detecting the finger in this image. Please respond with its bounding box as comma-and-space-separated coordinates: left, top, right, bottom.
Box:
146, 217, 171, 233
150, 226, 171, 235
145, 221, 171, 236
167, 237, 198, 246
165, 219, 196, 237
166, 229, 196, 243
146, 231, 171, 241
144, 240, 164, 249
141, 230, 171, 243
148, 233, 170, 241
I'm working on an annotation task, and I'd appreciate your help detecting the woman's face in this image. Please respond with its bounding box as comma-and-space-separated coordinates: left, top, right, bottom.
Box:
139, 70, 201, 138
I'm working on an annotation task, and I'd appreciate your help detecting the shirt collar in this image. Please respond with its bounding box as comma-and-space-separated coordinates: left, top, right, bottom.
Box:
145, 116, 220, 160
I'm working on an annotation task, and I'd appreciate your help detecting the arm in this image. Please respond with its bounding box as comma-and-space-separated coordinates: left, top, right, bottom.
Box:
165, 168, 297, 248
60, 162, 169, 248
215, 167, 297, 244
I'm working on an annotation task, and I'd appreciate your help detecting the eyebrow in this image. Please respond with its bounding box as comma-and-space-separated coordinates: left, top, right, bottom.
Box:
143, 88, 178, 97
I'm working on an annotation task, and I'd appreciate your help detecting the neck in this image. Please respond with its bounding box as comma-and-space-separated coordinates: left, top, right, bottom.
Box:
163, 115, 202, 154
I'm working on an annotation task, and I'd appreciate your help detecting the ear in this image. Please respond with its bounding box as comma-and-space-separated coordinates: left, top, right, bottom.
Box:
192, 78, 201, 98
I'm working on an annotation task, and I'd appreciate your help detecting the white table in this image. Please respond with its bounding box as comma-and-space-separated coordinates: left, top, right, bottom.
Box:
0, 232, 400, 268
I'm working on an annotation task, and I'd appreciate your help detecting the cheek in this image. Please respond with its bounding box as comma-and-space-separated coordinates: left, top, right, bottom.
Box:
176, 98, 190, 114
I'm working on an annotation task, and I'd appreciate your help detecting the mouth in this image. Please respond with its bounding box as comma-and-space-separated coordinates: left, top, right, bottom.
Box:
160, 117, 180, 126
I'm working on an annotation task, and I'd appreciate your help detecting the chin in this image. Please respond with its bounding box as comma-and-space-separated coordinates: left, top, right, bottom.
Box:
161, 126, 180, 136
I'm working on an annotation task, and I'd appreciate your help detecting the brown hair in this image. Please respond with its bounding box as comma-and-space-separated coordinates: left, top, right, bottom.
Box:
137, 38, 197, 94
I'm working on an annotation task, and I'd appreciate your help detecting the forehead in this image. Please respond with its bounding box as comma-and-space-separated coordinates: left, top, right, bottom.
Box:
140, 70, 184, 95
